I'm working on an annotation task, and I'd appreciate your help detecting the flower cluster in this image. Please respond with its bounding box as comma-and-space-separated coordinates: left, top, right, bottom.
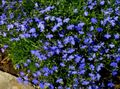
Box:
0, 0, 120, 89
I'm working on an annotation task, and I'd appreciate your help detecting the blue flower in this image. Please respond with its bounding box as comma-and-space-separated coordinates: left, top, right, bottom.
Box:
110, 62, 118, 68
96, 73, 101, 80
100, 1, 105, 5
104, 33, 111, 39
23, 63, 28, 67
78, 22, 85, 27
90, 64, 95, 71
114, 33, 119, 39
26, 59, 31, 63
29, 28, 36, 33
107, 82, 114, 88
78, 70, 85, 74
35, 63, 40, 68
38, 22, 45, 32
67, 24, 74, 30
91, 18, 97, 24
112, 71, 117, 76
96, 27, 103, 32
56, 17, 62, 22
63, 18, 70, 23
20, 71, 25, 76
7, 24, 14, 31
23, 80, 29, 85
56, 78, 63, 83
17, 77, 23, 83
82, 80, 89, 85
46, 33, 53, 39
89, 73, 96, 80
52, 25, 58, 32
116, 56, 120, 62
84, 11, 88, 16
39, 83, 44, 89
32, 79, 39, 84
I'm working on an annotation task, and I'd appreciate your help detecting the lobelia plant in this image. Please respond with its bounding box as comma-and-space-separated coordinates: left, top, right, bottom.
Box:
0, 0, 120, 89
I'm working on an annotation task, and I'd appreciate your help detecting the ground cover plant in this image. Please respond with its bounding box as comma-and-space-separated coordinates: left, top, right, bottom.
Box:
0, 0, 120, 89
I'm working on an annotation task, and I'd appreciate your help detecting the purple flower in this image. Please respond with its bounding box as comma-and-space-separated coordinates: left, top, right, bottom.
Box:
35, 63, 40, 68
38, 22, 45, 32
96, 73, 101, 80
114, 33, 119, 39
107, 82, 114, 88
23, 63, 28, 67
91, 18, 97, 24
78, 22, 85, 27
67, 24, 74, 30
7, 24, 14, 31
60, 63, 65, 67
16, 64, 20, 69
82, 80, 89, 85
20, 71, 25, 76
29, 28, 36, 33
36, 71, 41, 76
32, 79, 39, 84
112, 71, 117, 76
23, 80, 29, 85
17, 77, 23, 83
52, 25, 58, 32
52, 66, 58, 71
56, 78, 63, 83
69, 65, 75, 70
96, 63, 104, 71
100, 1, 105, 5
63, 18, 70, 23
116, 56, 120, 62
90, 64, 95, 71
46, 33, 53, 39
56, 17, 62, 22
104, 33, 111, 39
84, 11, 88, 16
110, 62, 118, 68
89, 73, 96, 80
109, 43, 115, 48
39, 83, 44, 89
23, 76, 28, 80
78, 70, 85, 74
26, 59, 31, 63
96, 27, 103, 32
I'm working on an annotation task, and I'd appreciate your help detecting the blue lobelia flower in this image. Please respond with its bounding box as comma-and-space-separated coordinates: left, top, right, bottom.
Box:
116, 56, 120, 62
91, 18, 97, 24
32, 79, 39, 85
17, 77, 23, 83
82, 80, 89, 85
104, 33, 111, 39
110, 62, 118, 68
112, 71, 117, 76
46, 33, 53, 39
39, 83, 44, 89
100, 1, 105, 5
63, 18, 70, 23
96, 27, 103, 32
84, 11, 88, 16
67, 24, 74, 30
114, 33, 119, 39
29, 28, 36, 33
107, 82, 114, 88
56, 78, 63, 83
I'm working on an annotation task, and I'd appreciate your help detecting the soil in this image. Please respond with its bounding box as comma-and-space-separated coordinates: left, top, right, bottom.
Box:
0, 50, 18, 77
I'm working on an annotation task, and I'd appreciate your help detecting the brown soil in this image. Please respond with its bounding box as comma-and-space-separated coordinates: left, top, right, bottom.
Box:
0, 50, 18, 77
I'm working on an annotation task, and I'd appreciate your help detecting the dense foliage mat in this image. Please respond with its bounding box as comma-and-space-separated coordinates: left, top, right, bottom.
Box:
0, 0, 120, 89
